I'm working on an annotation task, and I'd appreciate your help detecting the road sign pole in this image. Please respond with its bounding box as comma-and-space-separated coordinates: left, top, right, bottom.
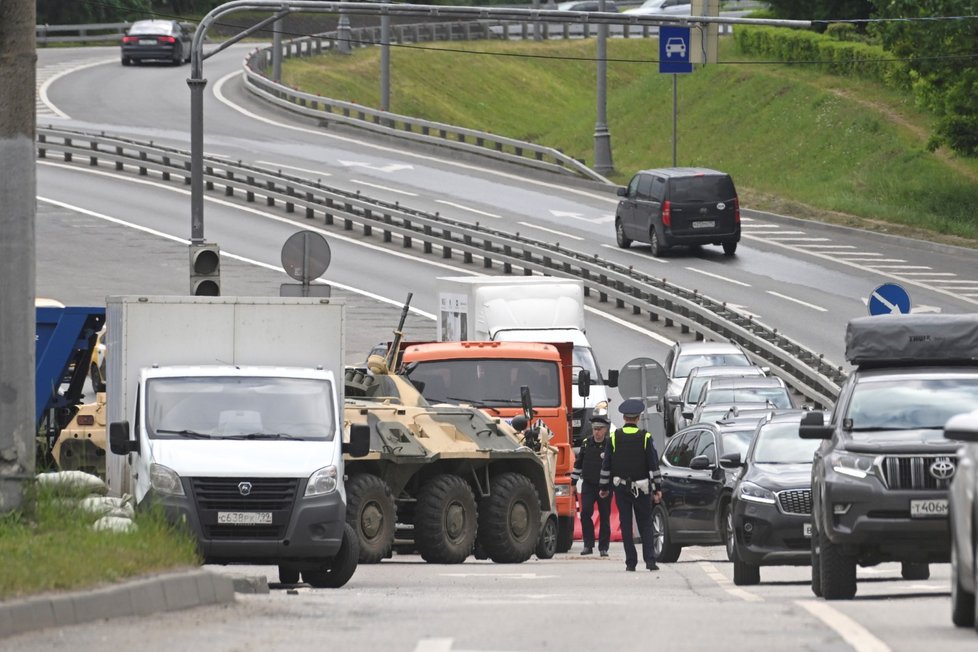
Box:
672, 73, 677, 166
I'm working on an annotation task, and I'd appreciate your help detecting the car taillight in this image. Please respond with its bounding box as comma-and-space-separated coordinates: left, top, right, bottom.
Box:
122, 36, 138, 44
734, 197, 740, 224
662, 200, 671, 227
160, 36, 176, 44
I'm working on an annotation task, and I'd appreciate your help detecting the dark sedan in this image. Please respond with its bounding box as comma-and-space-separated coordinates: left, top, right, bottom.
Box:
728, 412, 820, 585
944, 409, 978, 632
121, 19, 192, 66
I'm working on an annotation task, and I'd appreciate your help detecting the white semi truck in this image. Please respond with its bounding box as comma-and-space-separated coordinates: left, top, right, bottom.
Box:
105, 296, 369, 588
435, 276, 617, 447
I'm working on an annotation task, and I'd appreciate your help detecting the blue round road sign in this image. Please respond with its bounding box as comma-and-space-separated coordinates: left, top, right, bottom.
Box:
869, 283, 911, 316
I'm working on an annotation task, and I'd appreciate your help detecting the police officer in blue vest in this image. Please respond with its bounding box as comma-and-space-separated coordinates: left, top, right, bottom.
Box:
572, 414, 612, 557
599, 399, 663, 571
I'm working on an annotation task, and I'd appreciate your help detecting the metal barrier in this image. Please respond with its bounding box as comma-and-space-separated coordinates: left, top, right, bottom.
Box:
36, 125, 846, 407
36, 22, 131, 46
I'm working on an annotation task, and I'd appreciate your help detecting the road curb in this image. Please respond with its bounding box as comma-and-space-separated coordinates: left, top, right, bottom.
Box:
0, 569, 235, 639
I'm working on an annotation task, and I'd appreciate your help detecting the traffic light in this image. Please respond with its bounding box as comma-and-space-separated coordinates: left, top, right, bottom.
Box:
189, 242, 221, 296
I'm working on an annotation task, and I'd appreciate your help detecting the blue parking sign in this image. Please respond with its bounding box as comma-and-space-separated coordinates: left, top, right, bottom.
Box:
659, 26, 692, 74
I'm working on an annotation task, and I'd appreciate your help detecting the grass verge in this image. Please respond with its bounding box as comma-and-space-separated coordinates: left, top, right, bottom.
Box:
0, 483, 199, 601
282, 36, 978, 246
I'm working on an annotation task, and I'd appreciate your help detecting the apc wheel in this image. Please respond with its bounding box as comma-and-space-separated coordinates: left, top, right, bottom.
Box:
416, 474, 478, 564
556, 515, 574, 553
901, 562, 929, 580
479, 472, 541, 563
819, 528, 856, 600
302, 523, 360, 588
278, 565, 300, 584
811, 522, 822, 597
951, 528, 975, 627
649, 229, 665, 258
651, 504, 682, 563
722, 241, 738, 256
535, 515, 558, 559
346, 474, 396, 564
615, 219, 632, 249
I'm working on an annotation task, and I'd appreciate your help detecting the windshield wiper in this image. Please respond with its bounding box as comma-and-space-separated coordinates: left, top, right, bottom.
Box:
220, 433, 304, 440
154, 428, 211, 439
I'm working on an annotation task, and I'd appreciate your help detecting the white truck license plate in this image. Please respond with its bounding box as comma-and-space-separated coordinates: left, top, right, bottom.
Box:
910, 499, 948, 518
692, 220, 715, 229
803, 523, 812, 537
218, 511, 272, 525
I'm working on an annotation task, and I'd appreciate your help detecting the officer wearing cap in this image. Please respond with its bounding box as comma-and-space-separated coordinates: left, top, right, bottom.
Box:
599, 399, 663, 571
572, 413, 613, 556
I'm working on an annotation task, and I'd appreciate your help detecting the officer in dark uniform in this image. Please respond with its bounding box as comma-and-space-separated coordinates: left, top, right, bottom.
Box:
572, 414, 612, 556
599, 399, 663, 572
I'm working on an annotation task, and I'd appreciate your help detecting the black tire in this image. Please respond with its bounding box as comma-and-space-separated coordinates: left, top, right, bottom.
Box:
901, 561, 930, 581
722, 241, 738, 256
615, 219, 632, 249
722, 502, 735, 562
651, 504, 682, 563
121, 56, 131, 66
89, 362, 106, 393
302, 523, 360, 588
733, 559, 760, 586
415, 474, 478, 564
951, 528, 975, 627
811, 522, 822, 597
278, 565, 300, 584
536, 515, 558, 559
345, 474, 396, 564
819, 528, 856, 600
172, 44, 183, 65
479, 472, 542, 563
556, 515, 574, 553
649, 228, 665, 257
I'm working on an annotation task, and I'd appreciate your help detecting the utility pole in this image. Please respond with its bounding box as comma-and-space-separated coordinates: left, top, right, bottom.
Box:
592, 0, 613, 175
0, 0, 37, 513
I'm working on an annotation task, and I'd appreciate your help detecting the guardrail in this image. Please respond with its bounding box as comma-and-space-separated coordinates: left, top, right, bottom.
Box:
36, 22, 131, 46
36, 126, 846, 407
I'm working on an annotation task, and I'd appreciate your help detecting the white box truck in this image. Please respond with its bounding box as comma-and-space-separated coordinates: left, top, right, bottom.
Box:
435, 276, 617, 446
106, 296, 369, 588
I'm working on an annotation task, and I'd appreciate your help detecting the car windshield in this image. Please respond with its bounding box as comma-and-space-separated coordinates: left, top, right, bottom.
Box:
752, 421, 819, 463
721, 430, 754, 459
675, 352, 750, 378
670, 175, 736, 203
702, 387, 792, 409
405, 358, 561, 408
146, 376, 335, 440
846, 376, 978, 431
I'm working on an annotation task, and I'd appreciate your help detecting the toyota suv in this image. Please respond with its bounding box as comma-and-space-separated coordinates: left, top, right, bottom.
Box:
614, 167, 740, 257
800, 314, 978, 600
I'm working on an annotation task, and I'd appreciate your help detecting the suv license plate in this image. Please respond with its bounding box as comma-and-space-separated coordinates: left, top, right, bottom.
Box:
803, 523, 812, 538
692, 220, 715, 229
218, 511, 272, 525
910, 499, 948, 518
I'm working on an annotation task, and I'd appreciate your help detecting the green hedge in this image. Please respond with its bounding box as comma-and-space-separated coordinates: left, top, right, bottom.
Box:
734, 26, 911, 92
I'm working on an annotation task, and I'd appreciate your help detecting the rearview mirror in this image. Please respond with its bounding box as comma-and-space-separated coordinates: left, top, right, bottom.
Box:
109, 421, 137, 455
616, 186, 627, 197
606, 369, 619, 388
577, 370, 591, 398
719, 452, 742, 469
690, 455, 713, 470
945, 410, 978, 443
799, 410, 833, 440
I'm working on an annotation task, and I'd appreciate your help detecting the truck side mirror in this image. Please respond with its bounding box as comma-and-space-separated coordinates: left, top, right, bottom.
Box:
605, 369, 619, 389
109, 421, 138, 454
799, 411, 833, 440
344, 424, 371, 458
577, 370, 591, 398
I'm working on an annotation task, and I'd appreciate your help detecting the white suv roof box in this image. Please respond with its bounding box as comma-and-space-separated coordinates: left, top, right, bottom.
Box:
846, 314, 978, 366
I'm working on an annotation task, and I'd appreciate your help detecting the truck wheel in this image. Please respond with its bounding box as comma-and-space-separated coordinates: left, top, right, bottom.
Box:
278, 565, 300, 584
346, 474, 396, 564
651, 504, 682, 563
536, 515, 558, 560
951, 529, 975, 627
415, 474, 478, 564
733, 560, 760, 586
819, 528, 856, 600
810, 522, 822, 597
479, 472, 542, 563
901, 562, 930, 580
302, 523, 360, 588
555, 515, 574, 554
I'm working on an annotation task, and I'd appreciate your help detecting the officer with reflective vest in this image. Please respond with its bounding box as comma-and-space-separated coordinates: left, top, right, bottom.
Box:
599, 399, 663, 571
572, 414, 612, 557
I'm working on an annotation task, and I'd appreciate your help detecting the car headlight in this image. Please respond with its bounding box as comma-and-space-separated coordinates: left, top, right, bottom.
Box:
554, 484, 572, 497
831, 452, 877, 479
305, 465, 338, 496
739, 481, 776, 505
149, 463, 185, 497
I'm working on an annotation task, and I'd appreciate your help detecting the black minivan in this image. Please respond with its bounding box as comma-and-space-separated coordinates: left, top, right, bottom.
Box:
615, 167, 740, 257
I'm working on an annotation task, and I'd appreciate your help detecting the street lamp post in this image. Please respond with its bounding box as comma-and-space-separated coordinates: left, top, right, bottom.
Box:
592, 0, 613, 175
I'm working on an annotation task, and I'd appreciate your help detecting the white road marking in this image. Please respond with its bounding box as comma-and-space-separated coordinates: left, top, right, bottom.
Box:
838, 258, 907, 263
743, 230, 806, 236
871, 265, 931, 270
256, 161, 332, 177
766, 237, 831, 242
440, 573, 555, 579
929, 279, 978, 284
697, 561, 763, 603
726, 303, 763, 320
800, 244, 857, 249
686, 267, 751, 287
550, 210, 615, 224
415, 639, 454, 652
517, 222, 584, 240
351, 179, 418, 196
766, 291, 827, 312
892, 272, 957, 277
585, 305, 673, 345
600, 244, 669, 263
37, 57, 115, 120
338, 159, 413, 173
796, 600, 891, 652
435, 200, 501, 219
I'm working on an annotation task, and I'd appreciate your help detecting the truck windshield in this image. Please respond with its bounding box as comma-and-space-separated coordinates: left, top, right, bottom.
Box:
146, 376, 335, 441
846, 376, 978, 432
405, 359, 560, 408
573, 346, 603, 384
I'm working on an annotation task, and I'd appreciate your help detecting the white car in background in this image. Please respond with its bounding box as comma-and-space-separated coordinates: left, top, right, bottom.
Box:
623, 0, 691, 16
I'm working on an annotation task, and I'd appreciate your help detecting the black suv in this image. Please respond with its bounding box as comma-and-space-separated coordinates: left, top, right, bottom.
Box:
614, 167, 740, 257
801, 314, 978, 600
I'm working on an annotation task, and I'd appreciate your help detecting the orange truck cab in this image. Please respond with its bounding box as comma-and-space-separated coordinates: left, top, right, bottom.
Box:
401, 340, 578, 553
